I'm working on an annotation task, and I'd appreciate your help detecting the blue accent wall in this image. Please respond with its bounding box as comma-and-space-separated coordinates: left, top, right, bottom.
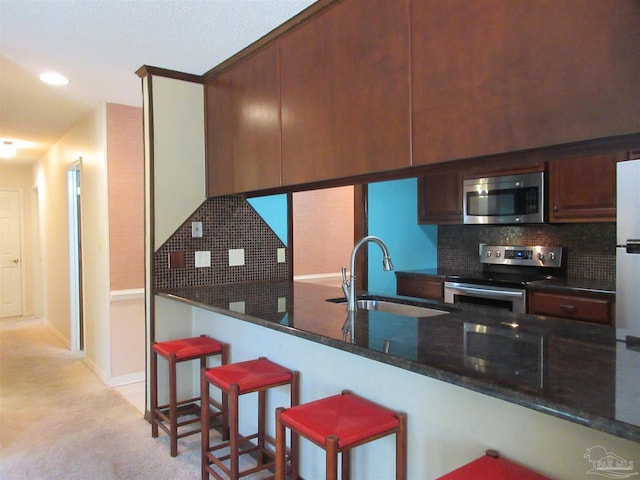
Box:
247, 194, 288, 246
367, 178, 438, 294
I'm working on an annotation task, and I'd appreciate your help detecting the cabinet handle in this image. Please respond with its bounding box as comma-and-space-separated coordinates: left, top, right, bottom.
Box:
553, 205, 559, 212
560, 304, 577, 313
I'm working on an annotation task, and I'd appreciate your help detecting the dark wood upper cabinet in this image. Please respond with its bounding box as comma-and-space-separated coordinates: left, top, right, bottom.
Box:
417, 170, 462, 224
206, 43, 281, 196
411, 1, 640, 166
279, 0, 411, 186
549, 152, 625, 223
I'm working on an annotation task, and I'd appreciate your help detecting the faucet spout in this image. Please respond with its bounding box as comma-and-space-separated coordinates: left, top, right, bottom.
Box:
343, 236, 394, 312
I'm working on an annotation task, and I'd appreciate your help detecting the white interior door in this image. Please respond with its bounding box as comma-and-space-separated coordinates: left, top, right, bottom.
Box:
0, 189, 23, 318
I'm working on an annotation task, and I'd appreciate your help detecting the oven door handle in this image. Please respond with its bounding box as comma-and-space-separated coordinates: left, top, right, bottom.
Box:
444, 282, 525, 299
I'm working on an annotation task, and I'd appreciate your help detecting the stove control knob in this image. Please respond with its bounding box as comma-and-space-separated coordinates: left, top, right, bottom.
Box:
486, 250, 492, 257
549, 252, 556, 261
495, 251, 501, 258
538, 252, 545, 264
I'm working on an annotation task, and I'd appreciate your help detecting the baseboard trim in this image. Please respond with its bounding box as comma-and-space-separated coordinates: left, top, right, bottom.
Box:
108, 371, 145, 387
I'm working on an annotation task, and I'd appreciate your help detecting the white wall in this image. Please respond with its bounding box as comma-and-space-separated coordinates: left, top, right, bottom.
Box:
32, 107, 106, 345
143, 74, 207, 403
151, 76, 206, 247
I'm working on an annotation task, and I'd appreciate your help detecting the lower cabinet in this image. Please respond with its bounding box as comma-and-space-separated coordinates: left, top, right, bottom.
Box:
396, 274, 444, 302
528, 289, 615, 326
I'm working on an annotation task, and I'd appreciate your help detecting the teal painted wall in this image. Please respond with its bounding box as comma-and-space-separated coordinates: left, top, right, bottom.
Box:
247, 194, 288, 246
367, 178, 438, 294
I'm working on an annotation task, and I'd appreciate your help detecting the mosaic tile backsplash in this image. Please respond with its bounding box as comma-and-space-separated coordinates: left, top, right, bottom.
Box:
438, 223, 616, 282
154, 195, 288, 289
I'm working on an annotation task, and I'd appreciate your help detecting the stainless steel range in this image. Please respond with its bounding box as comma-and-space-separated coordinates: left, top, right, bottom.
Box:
444, 245, 564, 314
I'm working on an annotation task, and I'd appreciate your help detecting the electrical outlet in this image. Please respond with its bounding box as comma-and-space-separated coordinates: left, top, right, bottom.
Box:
277, 248, 286, 263
191, 221, 203, 238
277, 297, 286, 313
194, 251, 211, 268
229, 248, 245, 267
229, 301, 245, 314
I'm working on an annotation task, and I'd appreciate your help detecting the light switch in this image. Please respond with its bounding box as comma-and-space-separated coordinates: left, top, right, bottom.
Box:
277, 248, 286, 263
229, 248, 245, 266
192, 221, 203, 238
194, 251, 211, 268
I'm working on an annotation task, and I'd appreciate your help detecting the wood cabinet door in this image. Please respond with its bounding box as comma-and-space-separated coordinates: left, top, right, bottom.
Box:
397, 275, 444, 302
417, 170, 462, 224
549, 152, 624, 223
280, 0, 411, 186
411, 1, 640, 166
206, 43, 281, 196
528, 290, 614, 326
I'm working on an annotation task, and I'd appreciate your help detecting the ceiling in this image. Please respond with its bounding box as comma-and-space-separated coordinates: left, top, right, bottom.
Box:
0, 0, 317, 166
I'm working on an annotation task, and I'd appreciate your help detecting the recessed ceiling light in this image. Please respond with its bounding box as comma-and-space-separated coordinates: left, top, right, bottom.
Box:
0, 141, 17, 159
40, 71, 69, 85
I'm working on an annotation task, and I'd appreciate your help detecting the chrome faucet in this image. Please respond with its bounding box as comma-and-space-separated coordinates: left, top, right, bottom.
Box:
342, 236, 394, 312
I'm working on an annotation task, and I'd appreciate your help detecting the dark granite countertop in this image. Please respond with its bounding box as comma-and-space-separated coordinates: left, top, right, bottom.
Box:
158, 280, 640, 443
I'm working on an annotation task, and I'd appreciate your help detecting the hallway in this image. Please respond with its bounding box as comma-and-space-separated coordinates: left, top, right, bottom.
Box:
0, 317, 200, 479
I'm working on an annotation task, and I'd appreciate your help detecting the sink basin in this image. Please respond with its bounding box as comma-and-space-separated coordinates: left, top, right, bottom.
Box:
334, 299, 450, 318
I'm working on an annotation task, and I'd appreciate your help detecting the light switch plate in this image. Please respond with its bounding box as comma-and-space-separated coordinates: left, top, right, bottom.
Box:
192, 221, 203, 238
229, 248, 245, 266
194, 250, 211, 268
277, 247, 286, 263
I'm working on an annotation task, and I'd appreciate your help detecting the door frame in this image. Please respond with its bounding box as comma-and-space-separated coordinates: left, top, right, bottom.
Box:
67, 161, 83, 351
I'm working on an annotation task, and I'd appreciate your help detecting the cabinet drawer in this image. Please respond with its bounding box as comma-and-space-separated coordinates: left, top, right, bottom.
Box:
397, 276, 444, 302
529, 291, 613, 325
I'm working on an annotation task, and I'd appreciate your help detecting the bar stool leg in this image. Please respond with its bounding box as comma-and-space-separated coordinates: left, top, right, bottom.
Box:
326, 435, 339, 480
201, 367, 210, 480
342, 448, 351, 480
257, 389, 266, 466
229, 383, 240, 480
168, 352, 178, 457
151, 348, 159, 438
275, 408, 286, 480
289, 372, 300, 480
396, 413, 407, 480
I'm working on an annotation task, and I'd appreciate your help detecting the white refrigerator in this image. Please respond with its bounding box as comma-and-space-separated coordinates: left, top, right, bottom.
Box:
616, 158, 640, 342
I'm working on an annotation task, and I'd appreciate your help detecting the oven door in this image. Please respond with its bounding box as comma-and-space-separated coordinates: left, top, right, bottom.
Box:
444, 281, 526, 313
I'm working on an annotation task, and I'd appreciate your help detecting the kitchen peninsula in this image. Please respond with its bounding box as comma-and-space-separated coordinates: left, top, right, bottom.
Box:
157, 280, 640, 479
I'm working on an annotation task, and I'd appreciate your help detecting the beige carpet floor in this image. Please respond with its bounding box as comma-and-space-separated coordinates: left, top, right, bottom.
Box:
0, 317, 270, 480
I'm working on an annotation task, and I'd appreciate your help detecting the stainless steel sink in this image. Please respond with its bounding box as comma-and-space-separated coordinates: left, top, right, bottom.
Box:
334, 299, 450, 318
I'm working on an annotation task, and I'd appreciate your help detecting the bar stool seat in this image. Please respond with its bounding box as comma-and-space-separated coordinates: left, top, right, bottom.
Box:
275, 390, 407, 480
202, 357, 299, 480
151, 335, 228, 457
436, 450, 551, 479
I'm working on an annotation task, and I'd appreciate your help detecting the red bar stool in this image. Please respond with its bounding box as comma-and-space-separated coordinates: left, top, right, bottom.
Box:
201, 357, 299, 480
151, 334, 228, 457
275, 390, 407, 480
437, 449, 551, 479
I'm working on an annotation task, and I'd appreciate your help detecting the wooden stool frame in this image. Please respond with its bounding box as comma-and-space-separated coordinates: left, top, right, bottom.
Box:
275, 390, 407, 480
201, 358, 299, 480
150, 335, 228, 457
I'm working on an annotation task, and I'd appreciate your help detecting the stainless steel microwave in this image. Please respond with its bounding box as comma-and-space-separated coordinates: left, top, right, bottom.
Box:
463, 172, 545, 224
